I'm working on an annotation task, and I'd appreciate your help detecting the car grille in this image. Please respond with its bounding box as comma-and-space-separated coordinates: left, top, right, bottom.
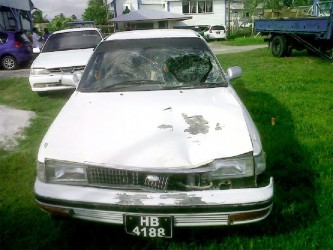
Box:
83, 164, 256, 191
48, 66, 85, 73
87, 166, 170, 191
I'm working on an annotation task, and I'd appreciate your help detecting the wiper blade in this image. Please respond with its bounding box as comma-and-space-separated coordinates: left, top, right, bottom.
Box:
97, 80, 164, 92
162, 85, 194, 90
162, 83, 226, 90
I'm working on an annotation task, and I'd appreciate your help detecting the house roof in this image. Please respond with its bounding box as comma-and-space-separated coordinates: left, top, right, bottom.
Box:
109, 8, 192, 23
0, 0, 33, 11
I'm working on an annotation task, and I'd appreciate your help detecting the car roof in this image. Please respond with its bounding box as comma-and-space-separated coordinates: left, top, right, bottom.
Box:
52, 27, 100, 35
106, 29, 200, 41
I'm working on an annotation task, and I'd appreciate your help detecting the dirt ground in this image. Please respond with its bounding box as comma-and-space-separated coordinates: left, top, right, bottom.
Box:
0, 105, 36, 150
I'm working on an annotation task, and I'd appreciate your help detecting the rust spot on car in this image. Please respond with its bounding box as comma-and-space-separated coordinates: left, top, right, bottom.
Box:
158, 124, 173, 131
215, 123, 223, 131
160, 193, 215, 205
163, 107, 172, 111
116, 194, 148, 205
182, 114, 209, 135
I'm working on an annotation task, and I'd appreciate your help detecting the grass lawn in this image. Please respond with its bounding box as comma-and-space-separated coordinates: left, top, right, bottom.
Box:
0, 48, 332, 249
222, 35, 266, 46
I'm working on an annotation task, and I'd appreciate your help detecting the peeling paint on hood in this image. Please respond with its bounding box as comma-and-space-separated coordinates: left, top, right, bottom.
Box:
39, 87, 253, 169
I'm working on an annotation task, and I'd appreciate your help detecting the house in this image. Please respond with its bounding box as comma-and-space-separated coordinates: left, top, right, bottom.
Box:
0, 0, 34, 31
111, 0, 226, 30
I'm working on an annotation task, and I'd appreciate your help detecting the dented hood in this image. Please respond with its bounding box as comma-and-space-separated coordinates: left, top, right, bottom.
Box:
39, 88, 253, 169
32, 48, 94, 69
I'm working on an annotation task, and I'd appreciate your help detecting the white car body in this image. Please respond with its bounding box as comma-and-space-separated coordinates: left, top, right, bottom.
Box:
34, 29, 273, 238
204, 25, 227, 41
29, 28, 103, 93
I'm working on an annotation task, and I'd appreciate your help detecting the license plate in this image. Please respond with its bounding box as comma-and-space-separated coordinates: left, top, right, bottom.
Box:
216, 31, 220, 34
124, 215, 173, 238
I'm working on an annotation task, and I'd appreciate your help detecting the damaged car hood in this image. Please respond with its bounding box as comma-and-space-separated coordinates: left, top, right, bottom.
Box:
32, 48, 94, 69
39, 88, 253, 169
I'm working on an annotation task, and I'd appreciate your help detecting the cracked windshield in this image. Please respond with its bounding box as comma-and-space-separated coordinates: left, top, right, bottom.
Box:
79, 37, 227, 92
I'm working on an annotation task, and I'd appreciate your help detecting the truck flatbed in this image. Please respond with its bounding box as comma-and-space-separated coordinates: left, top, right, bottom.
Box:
255, 17, 331, 39
254, 1, 333, 59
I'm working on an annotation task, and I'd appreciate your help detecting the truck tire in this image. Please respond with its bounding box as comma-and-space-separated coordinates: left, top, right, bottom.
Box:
271, 36, 287, 57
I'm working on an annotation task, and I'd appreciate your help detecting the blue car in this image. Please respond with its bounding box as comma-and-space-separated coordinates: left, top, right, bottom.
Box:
0, 31, 33, 70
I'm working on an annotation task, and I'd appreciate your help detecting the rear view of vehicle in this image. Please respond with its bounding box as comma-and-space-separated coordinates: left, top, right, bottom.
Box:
0, 31, 32, 70
29, 28, 103, 94
204, 25, 227, 41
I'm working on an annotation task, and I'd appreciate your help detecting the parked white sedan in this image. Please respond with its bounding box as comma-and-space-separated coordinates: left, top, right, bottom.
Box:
204, 25, 227, 41
29, 28, 103, 94
34, 29, 273, 238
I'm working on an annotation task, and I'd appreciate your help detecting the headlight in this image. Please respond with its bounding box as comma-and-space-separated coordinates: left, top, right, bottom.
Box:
209, 154, 254, 180
254, 151, 266, 175
45, 160, 88, 184
30, 68, 50, 75
37, 161, 46, 182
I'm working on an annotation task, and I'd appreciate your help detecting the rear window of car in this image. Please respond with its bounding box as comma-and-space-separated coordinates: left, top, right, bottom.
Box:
42, 30, 102, 53
0, 32, 8, 43
211, 26, 225, 31
14, 31, 30, 43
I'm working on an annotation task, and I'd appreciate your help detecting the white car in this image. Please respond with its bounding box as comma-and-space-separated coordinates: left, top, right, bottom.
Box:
34, 29, 273, 238
204, 25, 227, 41
29, 28, 103, 94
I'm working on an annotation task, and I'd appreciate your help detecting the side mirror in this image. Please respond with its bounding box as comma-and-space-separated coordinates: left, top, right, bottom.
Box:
61, 73, 80, 88
226, 66, 242, 80
33, 47, 40, 54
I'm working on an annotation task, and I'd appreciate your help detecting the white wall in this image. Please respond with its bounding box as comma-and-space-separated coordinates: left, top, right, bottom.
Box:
114, 0, 226, 28
170, 0, 226, 27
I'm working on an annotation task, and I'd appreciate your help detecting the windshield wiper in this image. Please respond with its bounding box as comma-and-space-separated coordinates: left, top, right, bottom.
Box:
162, 83, 226, 90
97, 80, 164, 92
162, 85, 195, 90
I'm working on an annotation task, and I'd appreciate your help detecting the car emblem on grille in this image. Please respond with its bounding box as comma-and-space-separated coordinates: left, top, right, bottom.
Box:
61, 67, 75, 73
146, 175, 160, 182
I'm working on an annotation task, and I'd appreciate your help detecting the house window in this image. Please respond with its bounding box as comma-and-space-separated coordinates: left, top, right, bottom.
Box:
183, 0, 213, 14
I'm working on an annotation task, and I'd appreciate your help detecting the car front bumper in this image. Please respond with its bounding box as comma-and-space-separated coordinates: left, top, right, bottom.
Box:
35, 177, 273, 227
29, 75, 75, 92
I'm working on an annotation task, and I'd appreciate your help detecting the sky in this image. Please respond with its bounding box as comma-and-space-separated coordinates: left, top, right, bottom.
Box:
32, 0, 89, 20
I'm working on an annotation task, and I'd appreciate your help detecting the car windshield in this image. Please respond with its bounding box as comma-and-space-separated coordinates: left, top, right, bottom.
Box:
42, 30, 102, 52
79, 37, 227, 92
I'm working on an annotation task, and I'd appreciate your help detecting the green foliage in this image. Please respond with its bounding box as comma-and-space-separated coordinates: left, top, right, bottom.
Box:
82, 0, 108, 25
47, 13, 75, 32
245, 0, 311, 14
227, 28, 255, 40
32, 9, 49, 23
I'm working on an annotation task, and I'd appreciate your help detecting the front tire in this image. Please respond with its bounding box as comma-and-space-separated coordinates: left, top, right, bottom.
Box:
1, 55, 18, 70
271, 36, 288, 57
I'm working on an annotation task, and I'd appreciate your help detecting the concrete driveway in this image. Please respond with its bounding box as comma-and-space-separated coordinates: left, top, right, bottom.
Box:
0, 43, 267, 150
208, 43, 267, 54
0, 68, 30, 80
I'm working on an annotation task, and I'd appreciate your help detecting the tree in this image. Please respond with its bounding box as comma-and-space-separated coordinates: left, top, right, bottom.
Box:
47, 13, 75, 32
82, 0, 108, 25
245, 0, 311, 15
33, 9, 49, 23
